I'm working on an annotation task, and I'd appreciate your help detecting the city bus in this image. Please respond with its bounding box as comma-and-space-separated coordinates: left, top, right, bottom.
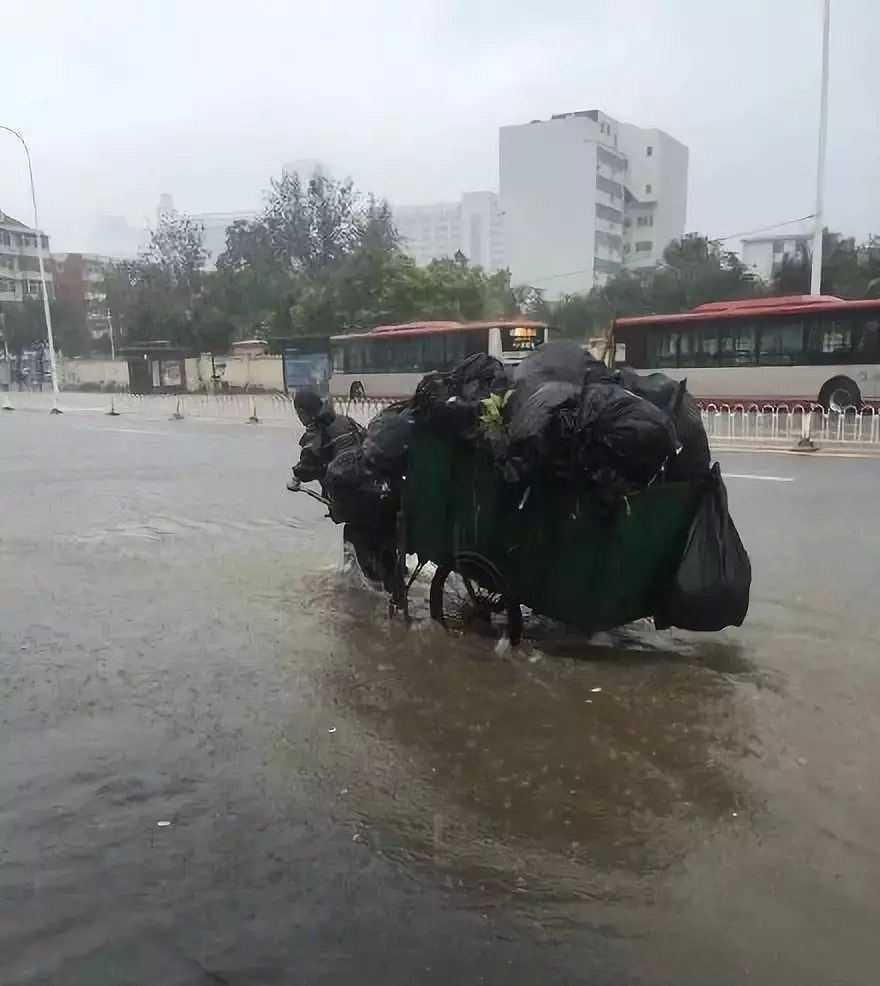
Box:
612, 295, 880, 410
329, 320, 548, 399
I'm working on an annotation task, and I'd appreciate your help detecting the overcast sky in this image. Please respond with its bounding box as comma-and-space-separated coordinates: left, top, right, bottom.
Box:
1, 0, 876, 255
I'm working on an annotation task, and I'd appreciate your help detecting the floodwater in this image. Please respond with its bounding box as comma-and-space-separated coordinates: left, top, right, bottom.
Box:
1, 410, 878, 985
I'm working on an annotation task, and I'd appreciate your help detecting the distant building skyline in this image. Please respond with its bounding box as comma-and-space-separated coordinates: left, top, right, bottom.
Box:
392, 191, 504, 271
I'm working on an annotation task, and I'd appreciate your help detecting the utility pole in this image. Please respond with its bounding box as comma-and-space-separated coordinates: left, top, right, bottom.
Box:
810, 0, 831, 295
0, 125, 61, 411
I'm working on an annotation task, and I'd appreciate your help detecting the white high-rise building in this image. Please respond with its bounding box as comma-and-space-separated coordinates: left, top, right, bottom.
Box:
393, 191, 505, 271
499, 110, 688, 298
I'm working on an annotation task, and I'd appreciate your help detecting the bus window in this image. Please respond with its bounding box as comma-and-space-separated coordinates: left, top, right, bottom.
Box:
422, 333, 446, 371
719, 323, 756, 366
331, 345, 345, 373
390, 337, 423, 371
678, 330, 694, 367
678, 326, 717, 368
346, 341, 367, 373
647, 331, 679, 368
693, 321, 720, 366
807, 317, 853, 361
758, 319, 804, 366
445, 329, 489, 369
855, 316, 880, 360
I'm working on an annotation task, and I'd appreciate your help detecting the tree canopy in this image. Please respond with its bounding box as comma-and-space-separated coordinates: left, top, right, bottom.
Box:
106, 168, 521, 352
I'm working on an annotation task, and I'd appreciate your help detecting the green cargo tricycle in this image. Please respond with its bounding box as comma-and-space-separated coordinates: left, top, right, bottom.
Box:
395, 427, 698, 644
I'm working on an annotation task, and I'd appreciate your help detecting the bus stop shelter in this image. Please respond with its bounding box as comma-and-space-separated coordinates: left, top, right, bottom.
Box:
119, 342, 193, 394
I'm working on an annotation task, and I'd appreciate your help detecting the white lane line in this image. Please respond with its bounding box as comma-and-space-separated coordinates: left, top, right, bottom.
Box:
74, 425, 179, 436
724, 473, 794, 482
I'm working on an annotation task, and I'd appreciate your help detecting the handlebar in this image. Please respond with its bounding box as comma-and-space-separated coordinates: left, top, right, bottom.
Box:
288, 483, 331, 507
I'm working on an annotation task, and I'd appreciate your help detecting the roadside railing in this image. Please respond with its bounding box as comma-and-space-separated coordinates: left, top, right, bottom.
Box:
6, 389, 880, 448
699, 403, 880, 447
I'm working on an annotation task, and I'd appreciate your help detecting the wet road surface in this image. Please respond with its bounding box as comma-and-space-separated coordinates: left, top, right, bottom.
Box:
1, 410, 878, 985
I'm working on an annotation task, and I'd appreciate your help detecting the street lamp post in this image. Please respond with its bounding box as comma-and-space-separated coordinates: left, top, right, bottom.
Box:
1, 125, 61, 411
810, 0, 832, 296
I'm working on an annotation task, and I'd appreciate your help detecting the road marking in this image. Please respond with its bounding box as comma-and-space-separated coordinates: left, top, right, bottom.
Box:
74, 425, 178, 436
724, 473, 794, 483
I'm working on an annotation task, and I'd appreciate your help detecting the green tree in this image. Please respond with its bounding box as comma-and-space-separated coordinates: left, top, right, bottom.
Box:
772, 231, 880, 298
105, 212, 222, 350
531, 235, 761, 341
0, 299, 89, 357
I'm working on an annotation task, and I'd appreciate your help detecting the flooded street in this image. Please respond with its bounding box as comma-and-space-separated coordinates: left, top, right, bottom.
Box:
1, 411, 878, 985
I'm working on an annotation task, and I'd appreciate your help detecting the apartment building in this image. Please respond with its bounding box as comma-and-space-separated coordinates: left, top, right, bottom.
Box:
0, 210, 53, 305
741, 229, 812, 283
499, 110, 688, 297
393, 191, 505, 271
53, 253, 119, 342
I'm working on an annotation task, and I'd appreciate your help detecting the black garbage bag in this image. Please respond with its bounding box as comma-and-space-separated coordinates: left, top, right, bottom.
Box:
514, 340, 612, 389
500, 380, 581, 483
363, 402, 414, 477
615, 367, 679, 410
654, 463, 751, 631
615, 367, 710, 481
411, 358, 502, 441
668, 391, 711, 481
324, 447, 398, 531
576, 383, 678, 487
446, 353, 509, 400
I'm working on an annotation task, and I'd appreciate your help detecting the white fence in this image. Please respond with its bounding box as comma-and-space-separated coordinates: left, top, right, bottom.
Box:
700, 403, 880, 447
6, 389, 880, 447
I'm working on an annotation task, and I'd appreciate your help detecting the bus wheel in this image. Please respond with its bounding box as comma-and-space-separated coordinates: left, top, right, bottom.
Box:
818, 377, 861, 412
349, 381, 366, 400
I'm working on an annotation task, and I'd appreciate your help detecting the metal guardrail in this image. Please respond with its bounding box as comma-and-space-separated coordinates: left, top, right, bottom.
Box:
700, 403, 880, 446
6, 389, 880, 447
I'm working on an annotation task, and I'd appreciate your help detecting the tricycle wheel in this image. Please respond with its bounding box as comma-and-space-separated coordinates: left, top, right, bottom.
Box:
428, 554, 522, 645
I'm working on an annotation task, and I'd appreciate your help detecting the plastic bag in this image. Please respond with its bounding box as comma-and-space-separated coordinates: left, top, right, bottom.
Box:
576, 383, 678, 487
514, 340, 612, 389
501, 381, 581, 483
667, 391, 711, 481
615, 368, 679, 410
411, 357, 507, 441
324, 447, 398, 530
446, 353, 509, 400
362, 403, 414, 477
654, 463, 751, 631
615, 368, 710, 481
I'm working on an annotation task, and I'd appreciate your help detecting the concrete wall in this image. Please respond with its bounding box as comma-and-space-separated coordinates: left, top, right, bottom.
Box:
58, 357, 129, 390
56, 353, 286, 393
215, 354, 284, 392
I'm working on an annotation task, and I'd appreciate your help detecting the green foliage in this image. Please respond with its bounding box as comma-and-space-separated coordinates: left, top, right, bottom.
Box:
549, 235, 762, 340
0, 298, 90, 357
772, 231, 880, 298
106, 212, 213, 349
479, 389, 512, 439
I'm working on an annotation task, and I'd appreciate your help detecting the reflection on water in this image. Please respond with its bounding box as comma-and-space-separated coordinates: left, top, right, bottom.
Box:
299, 572, 758, 907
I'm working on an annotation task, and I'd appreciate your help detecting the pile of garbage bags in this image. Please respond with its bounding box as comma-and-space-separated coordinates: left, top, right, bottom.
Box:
322, 340, 749, 631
